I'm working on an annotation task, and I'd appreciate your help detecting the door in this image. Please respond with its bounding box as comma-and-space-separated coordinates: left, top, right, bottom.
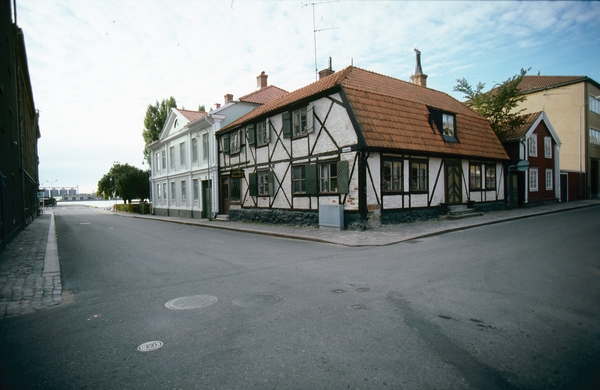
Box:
201, 180, 212, 219
591, 160, 599, 199
220, 176, 230, 215
446, 162, 462, 204
560, 173, 568, 202
509, 172, 519, 208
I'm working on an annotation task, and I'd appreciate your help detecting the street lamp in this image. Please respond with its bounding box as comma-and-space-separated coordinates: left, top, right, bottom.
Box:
579, 94, 600, 200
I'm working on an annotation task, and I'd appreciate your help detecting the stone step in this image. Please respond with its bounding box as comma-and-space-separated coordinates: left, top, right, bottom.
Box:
215, 214, 230, 221
447, 211, 483, 220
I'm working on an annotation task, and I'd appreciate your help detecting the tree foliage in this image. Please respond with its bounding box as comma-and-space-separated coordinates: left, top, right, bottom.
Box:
97, 163, 149, 203
454, 68, 529, 140
142, 96, 177, 163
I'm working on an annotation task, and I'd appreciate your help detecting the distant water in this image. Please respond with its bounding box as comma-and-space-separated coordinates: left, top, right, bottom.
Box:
53, 200, 118, 209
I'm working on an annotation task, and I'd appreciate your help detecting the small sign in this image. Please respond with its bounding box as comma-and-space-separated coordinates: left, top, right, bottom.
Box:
231, 169, 245, 178
516, 160, 530, 172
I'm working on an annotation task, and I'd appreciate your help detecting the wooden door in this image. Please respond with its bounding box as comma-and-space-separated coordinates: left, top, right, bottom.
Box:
446, 162, 462, 204
220, 176, 230, 215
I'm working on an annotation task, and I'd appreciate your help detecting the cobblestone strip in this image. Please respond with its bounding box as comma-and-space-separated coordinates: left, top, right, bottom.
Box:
0, 212, 63, 319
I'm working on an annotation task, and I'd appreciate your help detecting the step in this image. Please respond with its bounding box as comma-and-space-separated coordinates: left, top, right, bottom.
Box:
447, 211, 483, 220
215, 214, 230, 221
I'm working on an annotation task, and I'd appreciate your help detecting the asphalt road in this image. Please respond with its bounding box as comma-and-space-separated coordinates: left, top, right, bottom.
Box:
1, 205, 599, 389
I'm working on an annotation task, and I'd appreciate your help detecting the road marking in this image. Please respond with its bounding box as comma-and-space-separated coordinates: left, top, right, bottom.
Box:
137, 341, 163, 352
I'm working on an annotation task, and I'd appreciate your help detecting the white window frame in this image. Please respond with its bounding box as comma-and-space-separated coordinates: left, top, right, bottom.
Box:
590, 95, 600, 115
544, 137, 552, 158
169, 146, 175, 169
202, 133, 209, 161
442, 113, 455, 137
181, 180, 187, 206
193, 179, 199, 201
528, 135, 537, 157
529, 168, 538, 192
258, 171, 270, 196
179, 142, 186, 168
545, 169, 553, 190
161, 150, 166, 170
162, 183, 167, 206
156, 184, 161, 202
170, 182, 176, 203
192, 138, 198, 163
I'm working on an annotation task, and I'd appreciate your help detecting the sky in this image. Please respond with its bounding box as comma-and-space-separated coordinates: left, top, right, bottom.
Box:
14, 0, 600, 194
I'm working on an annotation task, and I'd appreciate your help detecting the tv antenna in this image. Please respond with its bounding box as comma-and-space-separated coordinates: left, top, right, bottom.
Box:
302, 0, 339, 80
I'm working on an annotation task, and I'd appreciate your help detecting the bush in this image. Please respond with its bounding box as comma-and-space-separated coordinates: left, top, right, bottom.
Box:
113, 202, 152, 214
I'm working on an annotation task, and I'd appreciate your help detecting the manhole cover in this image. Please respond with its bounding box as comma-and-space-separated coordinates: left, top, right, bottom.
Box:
355, 288, 370, 293
350, 304, 368, 310
331, 289, 347, 294
165, 295, 218, 310
232, 293, 281, 307
137, 340, 163, 352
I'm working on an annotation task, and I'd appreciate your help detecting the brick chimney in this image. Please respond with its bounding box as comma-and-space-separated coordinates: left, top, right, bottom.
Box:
224, 94, 233, 104
256, 71, 268, 89
319, 57, 335, 79
410, 47, 428, 88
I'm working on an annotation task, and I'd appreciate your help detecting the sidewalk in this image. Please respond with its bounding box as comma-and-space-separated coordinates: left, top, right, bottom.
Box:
1, 199, 598, 319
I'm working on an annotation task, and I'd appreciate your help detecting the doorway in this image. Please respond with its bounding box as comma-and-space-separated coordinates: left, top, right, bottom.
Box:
220, 176, 230, 215
446, 162, 462, 204
201, 180, 212, 219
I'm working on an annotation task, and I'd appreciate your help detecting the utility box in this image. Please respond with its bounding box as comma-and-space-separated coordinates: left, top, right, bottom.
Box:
319, 204, 344, 230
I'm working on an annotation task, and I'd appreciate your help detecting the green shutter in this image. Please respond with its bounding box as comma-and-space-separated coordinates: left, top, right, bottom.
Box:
247, 124, 255, 146
268, 171, 274, 196
265, 118, 271, 142
305, 164, 318, 195
249, 172, 257, 196
282, 111, 291, 139
223, 134, 230, 155
306, 103, 314, 134
337, 160, 349, 194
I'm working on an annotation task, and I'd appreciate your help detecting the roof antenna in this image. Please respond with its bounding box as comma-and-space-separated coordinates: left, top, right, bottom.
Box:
302, 1, 340, 81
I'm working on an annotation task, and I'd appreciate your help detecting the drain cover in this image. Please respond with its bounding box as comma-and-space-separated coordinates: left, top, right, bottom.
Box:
165, 295, 218, 310
331, 289, 347, 294
232, 293, 281, 307
137, 341, 163, 352
355, 288, 370, 293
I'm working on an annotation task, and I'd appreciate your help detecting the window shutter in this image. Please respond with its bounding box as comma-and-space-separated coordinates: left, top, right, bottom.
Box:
307, 103, 314, 134
305, 164, 318, 195
239, 129, 245, 147
282, 111, 291, 139
247, 124, 255, 146
249, 172, 257, 196
223, 134, 230, 155
265, 118, 271, 142
267, 171, 274, 196
337, 160, 349, 194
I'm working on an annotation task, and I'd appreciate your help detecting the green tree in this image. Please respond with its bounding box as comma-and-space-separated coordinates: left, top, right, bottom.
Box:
142, 96, 177, 164
97, 163, 149, 203
198, 104, 205, 112
454, 68, 529, 140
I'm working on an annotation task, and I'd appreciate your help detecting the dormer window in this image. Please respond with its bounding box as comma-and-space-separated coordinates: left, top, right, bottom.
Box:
442, 113, 455, 137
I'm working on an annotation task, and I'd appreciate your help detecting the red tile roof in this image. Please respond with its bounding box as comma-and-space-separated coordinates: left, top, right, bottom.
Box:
220, 66, 509, 160
178, 109, 207, 122
518, 76, 587, 93
500, 111, 541, 141
239, 85, 288, 104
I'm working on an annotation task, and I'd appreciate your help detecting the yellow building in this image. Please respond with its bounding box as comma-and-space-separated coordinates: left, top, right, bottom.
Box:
516, 76, 600, 200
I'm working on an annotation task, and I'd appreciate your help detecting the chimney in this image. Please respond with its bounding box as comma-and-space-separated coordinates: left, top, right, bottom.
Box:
257, 71, 268, 89
215, 103, 221, 109
410, 47, 428, 88
224, 94, 234, 104
318, 57, 335, 79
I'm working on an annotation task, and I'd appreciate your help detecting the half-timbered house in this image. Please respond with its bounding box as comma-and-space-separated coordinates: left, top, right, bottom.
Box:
216, 65, 509, 228
501, 111, 561, 207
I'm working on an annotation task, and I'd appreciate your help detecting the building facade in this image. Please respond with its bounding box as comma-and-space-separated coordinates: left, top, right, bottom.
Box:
1, 0, 41, 250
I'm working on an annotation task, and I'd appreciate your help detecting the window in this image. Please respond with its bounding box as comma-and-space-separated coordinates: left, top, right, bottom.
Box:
181, 180, 186, 205
231, 178, 240, 202
163, 183, 167, 205
320, 162, 339, 193
223, 130, 241, 155
590, 128, 600, 145
469, 164, 482, 190
545, 169, 553, 190
410, 161, 428, 191
170, 182, 176, 202
170, 146, 175, 169
292, 166, 306, 194
156, 184, 161, 201
590, 95, 600, 115
192, 138, 198, 162
256, 120, 270, 146
161, 150, 166, 170
202, 133, 209, 161
290, 103, 313, 138
155, 153, 160, 172
193, 179, 199, 201
179, 142, 186, 167
442, 113, 455, 137
485, 164, 496, 189
529, 168, 538, 192
544, 137, 552, 158
382, 160, 402, 192
528, 135, 537, 157
258, 172, 271, 196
